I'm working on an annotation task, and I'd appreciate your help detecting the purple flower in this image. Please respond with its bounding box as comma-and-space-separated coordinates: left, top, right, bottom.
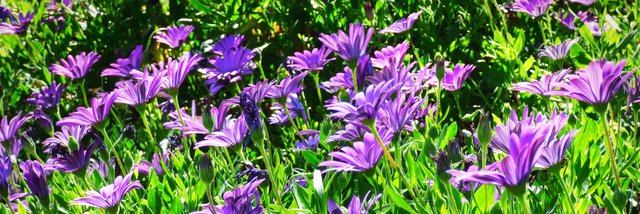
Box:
212, 34, 246, 55
322, 67, 356, 93
114, 71, 165, 106
367, 63, 416, 91
319, 23, 375, 61
0, 112, 28, 144
239, 92, 262, 131
266, 71, 308, 100
164, 101, 231, 135
491, 106, 569, 154
568, 0, 595, 5
327, 191, 381, 214
50, 52, 101, 80
556, 11, 576, 30
46, 142, 98, 173
269, 95, 307, 125
0, 6, 11, 21
294, 131, 320, 151
378, 92, 425, 133
512, 69, 569, 96
287, 46, 335, 72
26, 80, 66, 109
327, 81, 401, 125
154, 24, 194, 48
195, 116, 248, 148
71, 172, 142, 209
203, 48, 255, 95
43, 126, 91, 153
378, 10, 423, 34
577, 11, 603, 36
0, 156, 11, 192
88, 160, 109, 178
28, 109, 53, 130
326, 124, 366, 143
319, 131, 391, 172
19, 161, 50, 203
0, 12, 34, 35
133, 153, 169, 176
538, 38, 579, 60
101, 45, 144, 78
163, 53, 202, 91
57, 92, 118, 128
512, 0, 553, 18
552, 59, 632, 105
371, 41, 410, 70
625, 75, 640, 105
192, 179, 265, 214
536, 131, 576, 169
420, 62, 476, 91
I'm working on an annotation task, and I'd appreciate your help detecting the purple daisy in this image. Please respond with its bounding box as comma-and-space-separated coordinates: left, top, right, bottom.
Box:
202, 48, 255, 96
378, 92, 425, 133
371, 41, 410, 70
26, 80, 66, 109
577, 11, 603, 36
133, 152, 169, 176
269, 95, 307, 125
326, 81, 401, 126
212, 34, 246, 55
327, 191, 381, 214
322, 67, 356, 93
101, 45, 144, 78
512, 0, 554, 18
568, 0, 596, 5
50, 52, 101, 80
71, 172, 142, 209
555, 11, 576, 30
625, 75, 640, 105
0, 112, 29, 144
0, 12, 34, 35
536, 131, 576, 169
154, 24, 194, 48
163, 53, 203, 91
421, 61, 476, 91
57, 92, 118, 128
114, 71, 165, 106
195, 116, 248, 148
46, 142, 99, 173
379, 10, 423, 34
512, 69, 569, 96
552, 59, 633, 105
20, 161, 50, 204
192, 179, 265, 214
287, 46, 335, 72
43, 125, 91, 153
319, 23, 375, 61
538, 38, 579, 60
319, 131, 392, 172
266, 71, 308, 100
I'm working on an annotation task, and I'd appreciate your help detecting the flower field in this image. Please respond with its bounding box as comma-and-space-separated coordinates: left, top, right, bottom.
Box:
0, 0, 639, 213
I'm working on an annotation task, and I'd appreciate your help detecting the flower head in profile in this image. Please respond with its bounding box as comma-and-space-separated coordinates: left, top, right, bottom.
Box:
19, 161, 50, 203
625, 75, 640, 105
133, 153, 170, 176
50, 52, 101, 80
512, 0, 554, 18
371, 41, 410, 70
26, 81, 66, 109
57, 92, 118, 128
115, 71, 165, 106
421, 62, 476, 91
154, 24, 194, 48
538, 39, 579, 60
327, 81, 400, 126
536, 131, 576, 169
327, 191, 381, 214
287, 46, 335, 72
294, 132, 320, 151
319, 23, 375, 61
101, 45, 144, 77
71, 172, 142, 209
0, 112, 29, 144
552, 59, 632, 105
43, 125, 91, 153
491, 106, 569, 154
0, 12, 34, 35
191, 179, 264, 214
319, 131, 392, 172
212, 34, 246, 55
512, 69, 569, 96
46, 142, 99, 173
163, 53, 202, 91
555, 11, 576, 30
203, 48, 255, 95
195, 116, 248, 148
378, 92, 425, 133
267, 72, 308, 100
379, 10, 423, 34
322, 67, 356, 93
269, 95, 307, 125
0, 156, 12, 194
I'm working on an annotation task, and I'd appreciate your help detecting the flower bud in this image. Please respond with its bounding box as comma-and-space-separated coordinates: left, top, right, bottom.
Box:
477, 112, 492, 147
198, 154, 215, 184
364, 1, 375, 21
435, 54, 446, 81
67, 136, 79, 152
201, 107, 214, 133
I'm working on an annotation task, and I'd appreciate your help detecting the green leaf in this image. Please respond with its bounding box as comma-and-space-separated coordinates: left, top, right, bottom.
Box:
611, 29, 637, 55
385, 184, 417, 214
301, 150, 322, 166
578, 25, 597, 50
520, 56, 534, 78
473, 184, 495, 213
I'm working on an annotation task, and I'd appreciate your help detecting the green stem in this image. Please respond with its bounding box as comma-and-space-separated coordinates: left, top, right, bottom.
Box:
597, 110, 622, 188
515, 193, 531, 214
481, 144, 489, 207
170, 93, 191, 158
552, 170, 576, 214
311, 72, 323, 103
256, 134, 284, 206
137, 106, 156, 145
99, 127, 125, 179
281, 101, 304, 141
348, 63, 359, 92
80, 79, 89, 107
206, 183, 215, 212
435, 82, 442, 124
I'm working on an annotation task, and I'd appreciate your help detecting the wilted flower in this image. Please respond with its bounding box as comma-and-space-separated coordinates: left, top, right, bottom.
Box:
43, 126, 91, 153
287, 46, 335, 72
552, 59, 632, 105
319, 131, 391, 172
50, 52, 101, 80
71, 172, 142, 209
267, 72, 308, 100
378, 10, 423, 34
327, 191, 381, 214
20, 161, 50, 204
114, 71, 165, 106
568, 0, 595, 5
195, 116, 248, 148
0, 12, 34, 35
319, 23, 374, 61
236, 163, 267, 183
154, 24, 194, 48
57, 92, 118, 128
512, 69, 569, 96
202, 48, 255, 95
163, 53, 202, 91
27, 109, 53, 130
555, 11, 576, 30
46, 142, 98, 174
512, 0, 554, 18
239, 92, 262, 132
26, 80, 66, 109
0, 112, 28, 144
538, 39, 579, 60
212, 34, 246, 55
0, 6, 11, 21
101, 45, 144, 77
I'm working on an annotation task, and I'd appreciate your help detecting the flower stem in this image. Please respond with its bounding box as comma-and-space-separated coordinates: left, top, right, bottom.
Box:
597, 110, 622, 188
515, 193, 531, 214
256, 131, 284, 206
80, 79, 89, 107
99, 127, 125, 179
348, 63, 359, 92
552, 170, 576, 214
311, 72, 323, 103
170, 93, 191, 158
281, 101, 305, 141
206, 183, 215, 212
136, 106, 155, 145
435, 82, 442, 124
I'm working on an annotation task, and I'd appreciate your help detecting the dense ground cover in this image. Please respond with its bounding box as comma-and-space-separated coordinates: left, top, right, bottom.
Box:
0, 0, 639, 213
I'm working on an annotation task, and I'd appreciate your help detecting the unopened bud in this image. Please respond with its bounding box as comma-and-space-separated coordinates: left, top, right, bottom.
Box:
198, 154, 215, 184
